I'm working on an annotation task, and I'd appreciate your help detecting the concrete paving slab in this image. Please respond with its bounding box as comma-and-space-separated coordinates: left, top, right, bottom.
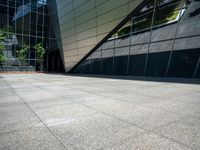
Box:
0, 104, 40, 133
0, 88, 16, 98
34, 103, 97, 121
153, 117, 200, 149
142, 101, 200, 116
108, 132, 191, 150
49, 113, 145, 149
0, 73, 200, 150
0, 95, 22, 105
0, 127, 66, 150
84, 98, 182, 130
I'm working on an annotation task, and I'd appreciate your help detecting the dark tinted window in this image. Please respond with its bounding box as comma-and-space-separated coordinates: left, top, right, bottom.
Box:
168, 49, 200, 78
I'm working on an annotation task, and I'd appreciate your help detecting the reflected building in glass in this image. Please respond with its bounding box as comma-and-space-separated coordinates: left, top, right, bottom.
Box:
0, 0, 64, 72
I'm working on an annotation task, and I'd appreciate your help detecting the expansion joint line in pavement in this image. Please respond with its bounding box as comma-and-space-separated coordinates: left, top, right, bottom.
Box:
2, 78, 69, 150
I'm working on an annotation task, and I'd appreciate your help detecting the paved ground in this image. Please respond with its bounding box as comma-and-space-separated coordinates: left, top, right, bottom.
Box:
0, 73, 200, 150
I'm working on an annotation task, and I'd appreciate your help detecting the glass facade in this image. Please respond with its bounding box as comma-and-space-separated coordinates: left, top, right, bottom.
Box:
73, 0, 200, 79
0, 0, 58, 71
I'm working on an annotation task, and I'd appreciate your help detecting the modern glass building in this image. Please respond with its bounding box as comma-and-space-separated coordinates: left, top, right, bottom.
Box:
0, 0, 200, 78
0, 0, 64, 72
72, 0, 200, 78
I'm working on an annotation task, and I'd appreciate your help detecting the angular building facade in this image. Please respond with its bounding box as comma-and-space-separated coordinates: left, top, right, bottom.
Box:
52, 0, 144, 72
69, 0, 200, 78
0, 0, 200, 78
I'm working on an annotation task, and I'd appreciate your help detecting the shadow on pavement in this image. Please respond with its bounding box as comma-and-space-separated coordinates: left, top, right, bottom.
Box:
45, 73, 200, 85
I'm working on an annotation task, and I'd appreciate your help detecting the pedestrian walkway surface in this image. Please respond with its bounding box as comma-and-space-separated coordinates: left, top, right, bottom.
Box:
0, 73, 200, 150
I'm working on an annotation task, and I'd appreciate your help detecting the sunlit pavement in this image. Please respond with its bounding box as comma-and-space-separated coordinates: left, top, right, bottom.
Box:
0, 73, 200, 150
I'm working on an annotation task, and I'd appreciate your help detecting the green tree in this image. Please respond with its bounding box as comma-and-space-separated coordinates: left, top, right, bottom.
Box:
0, 31, 6, 66
34, 43, 45, 72
0, 50, 7, 65
17, 44, 29, 66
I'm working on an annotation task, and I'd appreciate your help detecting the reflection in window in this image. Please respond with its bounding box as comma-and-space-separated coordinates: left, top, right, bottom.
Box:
0, 0, 55, 71
72, 0, 200, 78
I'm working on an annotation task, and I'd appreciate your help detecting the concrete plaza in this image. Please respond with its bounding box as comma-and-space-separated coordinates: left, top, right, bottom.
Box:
0, 73, 200, 150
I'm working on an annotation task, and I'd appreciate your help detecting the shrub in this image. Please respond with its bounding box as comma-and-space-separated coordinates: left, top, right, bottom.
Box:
34, 43, 45, 71
16, 44, 29, 66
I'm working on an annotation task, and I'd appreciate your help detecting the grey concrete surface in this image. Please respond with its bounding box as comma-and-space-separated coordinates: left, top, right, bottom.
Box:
0, 73, 200, 150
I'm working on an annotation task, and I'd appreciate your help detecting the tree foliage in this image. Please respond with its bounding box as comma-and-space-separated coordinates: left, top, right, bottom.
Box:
0, 54, 7, 65
17, 44, 29, 66
34, 43, 45, 64
0, 31, 6, 65
34, 43, 45, 71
